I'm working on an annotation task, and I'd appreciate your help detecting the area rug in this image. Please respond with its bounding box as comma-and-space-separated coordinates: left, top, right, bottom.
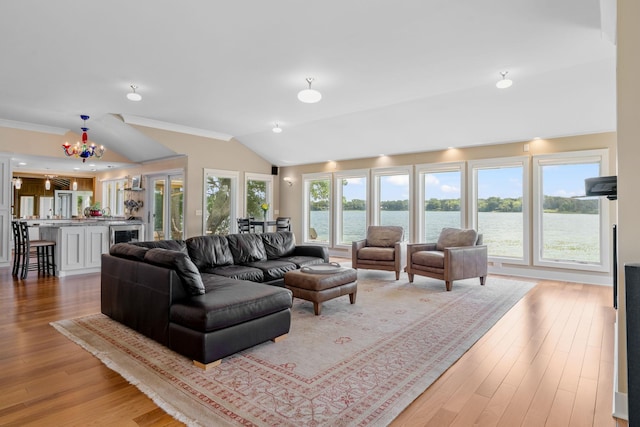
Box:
51, 273, 535, 426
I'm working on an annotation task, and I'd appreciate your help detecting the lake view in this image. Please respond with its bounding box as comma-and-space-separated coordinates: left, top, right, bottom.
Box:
309, 210, 599, 263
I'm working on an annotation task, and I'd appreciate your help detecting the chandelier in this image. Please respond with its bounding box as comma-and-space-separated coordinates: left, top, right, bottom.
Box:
62, 115, 105, 162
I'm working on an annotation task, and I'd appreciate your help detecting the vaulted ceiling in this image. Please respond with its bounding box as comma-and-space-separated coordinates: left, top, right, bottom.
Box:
0, 0, 616, 173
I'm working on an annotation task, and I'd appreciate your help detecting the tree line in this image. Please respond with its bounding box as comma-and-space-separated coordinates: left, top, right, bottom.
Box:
311, 196, 598, 214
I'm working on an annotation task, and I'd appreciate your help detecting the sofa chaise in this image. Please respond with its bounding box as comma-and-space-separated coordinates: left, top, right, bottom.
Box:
101, 231, 328, 369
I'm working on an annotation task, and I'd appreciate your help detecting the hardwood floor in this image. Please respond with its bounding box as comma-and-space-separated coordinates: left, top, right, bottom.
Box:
0, 268, 627, 426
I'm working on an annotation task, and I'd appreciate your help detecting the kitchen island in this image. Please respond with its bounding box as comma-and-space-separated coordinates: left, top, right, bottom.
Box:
37, 219, 144, 277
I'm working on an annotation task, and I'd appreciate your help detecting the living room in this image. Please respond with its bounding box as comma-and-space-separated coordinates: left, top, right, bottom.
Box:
1, 0, 639, 425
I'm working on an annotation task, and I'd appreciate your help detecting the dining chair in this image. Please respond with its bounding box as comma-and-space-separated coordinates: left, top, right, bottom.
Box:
237, 218, 251, 233
276, 217, 291, 232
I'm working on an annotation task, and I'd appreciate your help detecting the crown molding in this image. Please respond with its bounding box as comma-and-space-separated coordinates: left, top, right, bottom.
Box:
0, 118, 68, 135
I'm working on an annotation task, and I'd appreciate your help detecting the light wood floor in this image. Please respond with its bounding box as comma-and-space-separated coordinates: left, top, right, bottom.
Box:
0, 267, 627, 426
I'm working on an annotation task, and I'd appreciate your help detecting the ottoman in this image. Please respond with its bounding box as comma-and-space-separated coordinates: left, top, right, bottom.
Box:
284, 264, 358, 315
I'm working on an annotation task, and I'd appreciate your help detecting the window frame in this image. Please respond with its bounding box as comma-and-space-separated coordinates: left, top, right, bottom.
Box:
302, 172, 332, 245
202, 168, 239, 235
468, 156, 530, 265
415, 161, 466, 243
371, 166, 413, 240
244, 172, 274, 220
532, 149, 610, 272
334, 169, 369, 248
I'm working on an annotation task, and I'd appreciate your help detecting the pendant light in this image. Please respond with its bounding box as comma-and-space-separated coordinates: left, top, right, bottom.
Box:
45, 177, 51, 190
272, 123, 283, 133
127, 84, 142, 101
297, 77, 322, 103
496, 71, 513, 89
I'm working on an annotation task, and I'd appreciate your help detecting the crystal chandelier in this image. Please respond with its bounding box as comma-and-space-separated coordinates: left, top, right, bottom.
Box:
62, 115, 105, 162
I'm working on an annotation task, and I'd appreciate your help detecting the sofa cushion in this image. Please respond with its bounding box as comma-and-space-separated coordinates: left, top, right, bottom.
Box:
227, 233, 267, 264
412, 250, 445, 269
109, 242, 149, 261
357, 246, 396, 261
186, 235, 234, 270
436, 228, 478, 251
201, 264, 264, 282
133, 239, 188, 253
366, 226, 403, 247
245, 260, 298, 282
261, 231, 296, 259
143, 248, 205, 296
170, 281, 292, 332
279, 255, 325, 268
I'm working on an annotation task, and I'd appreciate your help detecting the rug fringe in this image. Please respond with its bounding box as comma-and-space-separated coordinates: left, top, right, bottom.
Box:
50, 321, 202, 427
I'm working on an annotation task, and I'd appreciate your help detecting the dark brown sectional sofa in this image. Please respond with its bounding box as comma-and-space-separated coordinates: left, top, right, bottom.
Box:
101, 231, 328, 368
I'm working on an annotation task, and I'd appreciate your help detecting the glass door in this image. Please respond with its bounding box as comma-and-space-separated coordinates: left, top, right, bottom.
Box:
147, 172, 184, 241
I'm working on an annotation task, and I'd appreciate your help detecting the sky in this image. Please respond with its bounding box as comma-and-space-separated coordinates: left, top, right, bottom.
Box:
340, 163, 601, 201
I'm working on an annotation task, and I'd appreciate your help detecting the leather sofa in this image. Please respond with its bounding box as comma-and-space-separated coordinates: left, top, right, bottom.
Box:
101, 231, 328, 369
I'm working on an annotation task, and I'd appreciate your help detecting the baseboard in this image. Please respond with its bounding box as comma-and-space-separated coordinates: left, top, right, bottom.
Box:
488, 264, 611, 286
613, 318, 629, 421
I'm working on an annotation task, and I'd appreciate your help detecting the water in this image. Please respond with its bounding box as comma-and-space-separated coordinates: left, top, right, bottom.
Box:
309, 210, 600, 263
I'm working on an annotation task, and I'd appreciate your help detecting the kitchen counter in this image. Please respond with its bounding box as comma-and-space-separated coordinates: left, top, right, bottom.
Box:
37, 220, 144, 277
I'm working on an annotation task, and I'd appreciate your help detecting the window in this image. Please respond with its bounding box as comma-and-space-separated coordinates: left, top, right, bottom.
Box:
303, 173, 331, 243
102, 178, 126, 217
416, 162, 464, 242
203, 169, 239, 235
372, 167, 411, 239
469, 157, 529, 263
245, 173, 273, 220
148, 172, 184, 241
533, 150, 609, 271
334, 170, 368, 246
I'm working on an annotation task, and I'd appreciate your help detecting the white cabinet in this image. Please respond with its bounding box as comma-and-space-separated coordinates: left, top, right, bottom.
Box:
47, 225, 109, 276
85, 226, 109, 268
0, 156, 10, 267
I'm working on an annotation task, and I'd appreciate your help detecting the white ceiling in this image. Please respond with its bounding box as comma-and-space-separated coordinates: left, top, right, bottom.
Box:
0, 0, 616, 173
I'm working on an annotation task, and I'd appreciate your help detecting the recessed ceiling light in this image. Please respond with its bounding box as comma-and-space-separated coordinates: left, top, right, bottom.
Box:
73, 167, 80, 171
18, 162, 26, 166
272, 123, 283, 133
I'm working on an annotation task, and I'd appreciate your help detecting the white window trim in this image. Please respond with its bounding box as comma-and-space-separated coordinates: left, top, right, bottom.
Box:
302, 172, 332, 245
371, 166, 413, 239
334, 169, 369, 248
203, 168, 239, 235
244, 172, 274, 219
532, 149, 610, 272
415, 161, 466, 243
468, 156, 530, 265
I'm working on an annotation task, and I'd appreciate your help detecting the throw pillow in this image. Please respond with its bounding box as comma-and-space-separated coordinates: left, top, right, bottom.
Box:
143, 248, 205, 296
436, 228, 478, 251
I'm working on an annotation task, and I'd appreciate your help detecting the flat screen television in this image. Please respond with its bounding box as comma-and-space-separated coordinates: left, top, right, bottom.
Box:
584, 175, 617, 200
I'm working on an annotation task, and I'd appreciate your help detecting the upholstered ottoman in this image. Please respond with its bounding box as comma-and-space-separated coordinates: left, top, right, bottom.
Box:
284, 265, 357, 315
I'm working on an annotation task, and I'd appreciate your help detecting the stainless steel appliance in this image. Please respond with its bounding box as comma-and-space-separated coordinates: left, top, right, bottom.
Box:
109, 223, 144, 246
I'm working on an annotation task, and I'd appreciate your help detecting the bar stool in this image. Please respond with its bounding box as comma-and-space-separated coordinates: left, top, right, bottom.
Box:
11, 221, 23, 276
15, 221, 56, 279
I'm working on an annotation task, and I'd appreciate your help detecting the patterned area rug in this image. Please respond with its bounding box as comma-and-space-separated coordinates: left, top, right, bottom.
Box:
51, 272, 535, 426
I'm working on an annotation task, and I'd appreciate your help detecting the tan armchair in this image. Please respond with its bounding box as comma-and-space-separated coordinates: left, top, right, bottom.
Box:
406, 227, 487, 291
352, 226, 406, 280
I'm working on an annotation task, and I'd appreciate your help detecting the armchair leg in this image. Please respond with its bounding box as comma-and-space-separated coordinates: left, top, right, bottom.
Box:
480, 276, 486, 286
408, 273, 414, 283
395, 271, 400, 280
445, 281, 452, 291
